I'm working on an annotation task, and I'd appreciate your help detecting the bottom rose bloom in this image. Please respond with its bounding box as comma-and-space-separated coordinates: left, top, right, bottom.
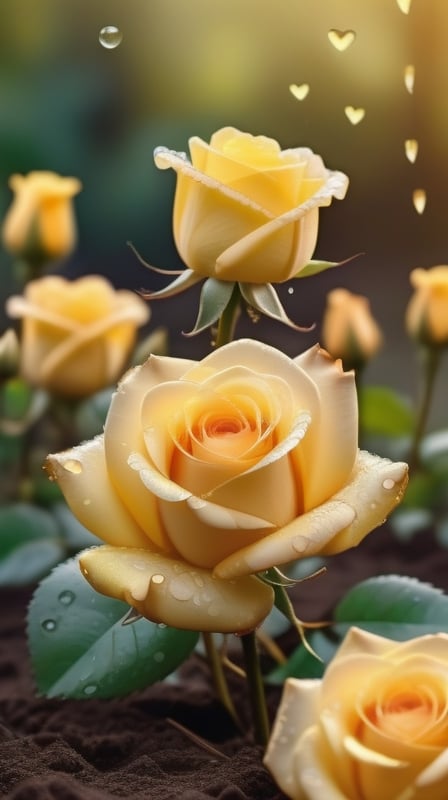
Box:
264, 628, 448, 800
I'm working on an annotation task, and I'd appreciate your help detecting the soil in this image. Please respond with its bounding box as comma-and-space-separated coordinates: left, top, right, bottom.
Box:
1, 526, 447, 800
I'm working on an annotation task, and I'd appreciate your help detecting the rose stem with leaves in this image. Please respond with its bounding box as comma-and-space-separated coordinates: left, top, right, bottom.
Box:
408, 346, 442, 472
210, 282, 270, 746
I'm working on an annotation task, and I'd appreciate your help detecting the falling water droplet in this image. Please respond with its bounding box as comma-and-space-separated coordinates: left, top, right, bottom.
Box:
58, 590, 75, 606
83, 684, 98, 696
63, 459, 83, 474
42, 618, 57, 632
99, 26, 123, 50
405, 139, 418, 163
413, 189, 426, 214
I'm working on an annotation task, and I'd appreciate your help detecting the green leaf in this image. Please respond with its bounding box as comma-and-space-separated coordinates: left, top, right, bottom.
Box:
334, 574, 448, 638
239, 282, 310, 330
266, 576, 448, 682
360, 386, 414, 437
28, 557, 199, 698
184, 278, 235, 336
295, 259, 339, 278
0, 503, 65, 585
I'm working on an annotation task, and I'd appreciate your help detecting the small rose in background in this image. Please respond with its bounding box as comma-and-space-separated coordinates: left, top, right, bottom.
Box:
6, 275, 150, 397
406, 266, 448, 347
322, 288, 383, 371
46, 340, 407, 634
2, 171, 82, 266
265, 627, 448, 800
154, 126, 348, 284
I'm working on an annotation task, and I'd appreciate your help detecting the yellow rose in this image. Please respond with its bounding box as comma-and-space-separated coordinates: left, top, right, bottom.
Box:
6, 275, 150, 397
322, 288, 383, 370
46, 340, 407, 633
2, 171, 82, 262
154, 127, 349, 284
406, 266, 448, 346
265, 627, 448, 800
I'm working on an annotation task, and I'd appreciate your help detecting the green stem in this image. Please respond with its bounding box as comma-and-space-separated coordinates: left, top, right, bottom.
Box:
214, 284, 241, 349
202, 632, 241, 729
408, 346, 441, 472
240, 630, 270, 746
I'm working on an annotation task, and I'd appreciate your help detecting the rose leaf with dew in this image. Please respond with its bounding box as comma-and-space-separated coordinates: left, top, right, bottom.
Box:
27, 557, 198, 698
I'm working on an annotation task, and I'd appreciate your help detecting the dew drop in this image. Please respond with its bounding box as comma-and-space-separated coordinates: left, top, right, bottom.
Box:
42, 618, 57, 632
83, 684, 98, 696
170, 574, 195, 601
288, 286, 294, 295
63, 459, 83, 474
292, 536, 308, 554
151, 574, 165, 585
58, 590, 75, 606
382, 478, 396, 490
157, 622, 167, 629
132, 560, 147, 571
153, 651, 165, 663
99, 25, 123, 49
413, 189, 426, 214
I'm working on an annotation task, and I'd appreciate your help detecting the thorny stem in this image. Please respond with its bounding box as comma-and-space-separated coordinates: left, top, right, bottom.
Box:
202, 632, 241, 729
408, 347, 441, 472
240, 631, 270, 746
213, 284, 241, 349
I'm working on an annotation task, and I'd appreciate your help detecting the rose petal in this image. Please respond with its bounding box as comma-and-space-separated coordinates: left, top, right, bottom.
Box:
264, 678, 322, 799
293, 346, 358, 510
294, 725, 349, 799
45, 437, 150, 548
214, 451, 408, 578
104, 355, 196, 550
79, 546, 274, 633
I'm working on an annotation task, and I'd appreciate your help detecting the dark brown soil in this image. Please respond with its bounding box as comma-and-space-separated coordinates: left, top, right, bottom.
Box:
1, 526, 447, 800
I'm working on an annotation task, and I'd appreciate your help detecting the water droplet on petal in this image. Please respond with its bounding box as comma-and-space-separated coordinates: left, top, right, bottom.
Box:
99, 25, 123, 49
63, 459, 83, 474
207, 602, 221, 617
405, 139, 418, 163
42, 618, 57, 632
132, 560, 147, 571
170, 574, 195, 601
151, 574, 165, 585
83, 684, 98, 696
413, 189, 426, 214
58, 590, 75, 606
382, 478, 396, 490
153, 651, 165, 663
404, 65, 415, 94
292, 536, 309, 554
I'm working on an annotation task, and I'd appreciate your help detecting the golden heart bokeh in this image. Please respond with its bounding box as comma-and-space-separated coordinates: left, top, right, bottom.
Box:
396, 0, 412, 13
405, 139, 418, 163
344, 106, 365, 125
413, 189, 426, 214
404, 64, 415, 94
289, 83, 310, 101
328, 29, 356, 52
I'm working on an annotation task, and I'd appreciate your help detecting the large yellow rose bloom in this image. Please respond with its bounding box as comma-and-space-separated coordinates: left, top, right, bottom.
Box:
2, 171, 81, 262
6, 275, 150, 397
265, 627, 448, 800
46, 340, 407, 633
406, 266, 448, 346
154, 127, 349, 284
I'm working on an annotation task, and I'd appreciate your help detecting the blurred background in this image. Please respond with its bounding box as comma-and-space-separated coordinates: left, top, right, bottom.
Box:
0, 0, 447, 424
